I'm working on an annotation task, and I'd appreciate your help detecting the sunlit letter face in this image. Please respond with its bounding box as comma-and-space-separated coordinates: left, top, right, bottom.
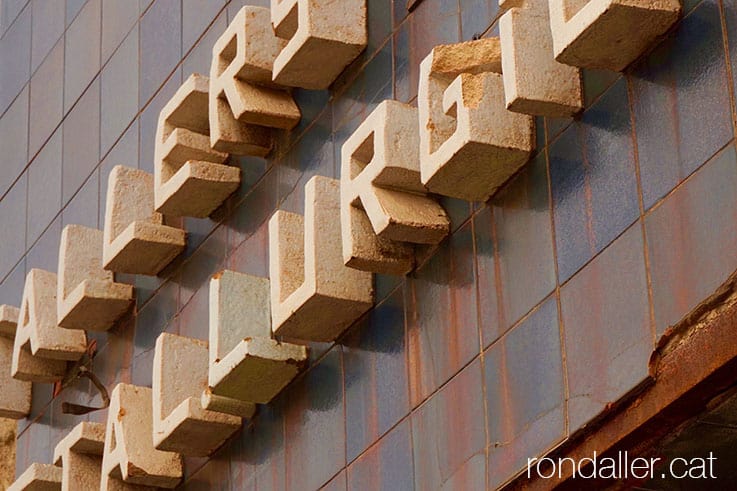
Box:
548, 0, 681, 71
204, 270, 307, 415
57, 225, 133, 332
154, 74, 239, 219
7, 463, 61, 491
341, 100, 449, 276
102, 166, 186, 276
101, 384, 183, 489
152, 333, 242, 457
499, 0, 582, 117
270, 176, 374, 342
12, 269, 86, 383
270, 0, 367, 90
53, 422, 106, 491
418, 38, 535, 203
0, 305, 31, 419
209, 6, 301, 156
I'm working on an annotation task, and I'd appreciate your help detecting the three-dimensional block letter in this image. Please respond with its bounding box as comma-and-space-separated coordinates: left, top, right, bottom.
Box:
12, 270, 87, 383
103, 166, 186, 276
101, 384, 183, 489
499, 0, 582, 117
57, 225, 134, 332
205, 270, 307, 414
153, 333, 242, 456
417, 38, 535, 201
154, 74, 238, 218
270, 176, 374, 341
341, 100, 449, 276
8, 463, 62, 491
0, 304, 20, 338
53, 422, 105, 491
548, 0, 681, 71
0, 305, 31, 419
271, 0, 367, 89
418, 38, 535, 202
210, 6, 301, 155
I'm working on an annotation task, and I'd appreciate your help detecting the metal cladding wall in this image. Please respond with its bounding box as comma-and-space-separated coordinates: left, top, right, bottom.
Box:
0, 0, 735, 489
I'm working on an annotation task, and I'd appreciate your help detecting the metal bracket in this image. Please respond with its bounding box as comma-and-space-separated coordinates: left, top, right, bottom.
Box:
56, 342, 110, 415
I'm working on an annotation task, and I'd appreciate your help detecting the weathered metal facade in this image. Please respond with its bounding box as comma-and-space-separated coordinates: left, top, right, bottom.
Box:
1, 0, 736, 489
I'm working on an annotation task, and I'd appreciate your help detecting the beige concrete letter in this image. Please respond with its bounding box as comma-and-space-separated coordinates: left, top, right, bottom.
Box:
341, 100, 449, 275
548, 0, 681, 71
154, 74, 239, 218
57, 225, 134, 332
270, 176, 374, 341
8, 463, 62, 491
271, 0, 367, 89
102, 166, 186, 276
0, 306, 31, 419
499, 0, 582, 117
209, 6, 301, 155
53, 422, 105, 491
101, 384, 182, 489
205, 271, 307, 413
152, 333, 241, 457
418, 38, 535, 202
12, 270, 87, 383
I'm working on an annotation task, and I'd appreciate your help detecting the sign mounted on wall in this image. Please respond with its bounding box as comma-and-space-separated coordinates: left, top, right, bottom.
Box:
4, 0, 685, 487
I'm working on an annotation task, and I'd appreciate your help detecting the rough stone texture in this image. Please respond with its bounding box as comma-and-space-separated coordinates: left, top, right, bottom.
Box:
102, 166, 186, 276
270, 176, 374, 341
0, 337, 31, 419
200, 391, 255, 419
500, 0, 583, 117
271, 0, 367, 89
153, 333, 241, 457
101, 384, 183, 489
209, 92, 272, 156
7, 463, 62, 491
209, 336, 308, 403
0, 306, 30, 419
0, 418, 16, 490
209, 6, 300, 155
2, 2, 729, 490
0, 305, 20, 338
154, 74, 238, 219
52, 422, 105, 491
429, 38, 503, 77
12, 270, 87, 383
341, 100, 449, 276
548, 0, 682, 71
210, 4, 301, 131
207, 271, 308, 408
418, 38, 535, 202
57, 225, 134, 332
155, 161, 240, 219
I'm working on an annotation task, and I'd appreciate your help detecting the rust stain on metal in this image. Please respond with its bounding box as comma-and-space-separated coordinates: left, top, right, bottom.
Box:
504, 268, 737, 490
407, 281, 423, 406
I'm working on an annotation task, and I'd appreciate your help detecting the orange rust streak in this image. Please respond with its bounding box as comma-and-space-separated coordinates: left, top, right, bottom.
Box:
505, 276, 737, 490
